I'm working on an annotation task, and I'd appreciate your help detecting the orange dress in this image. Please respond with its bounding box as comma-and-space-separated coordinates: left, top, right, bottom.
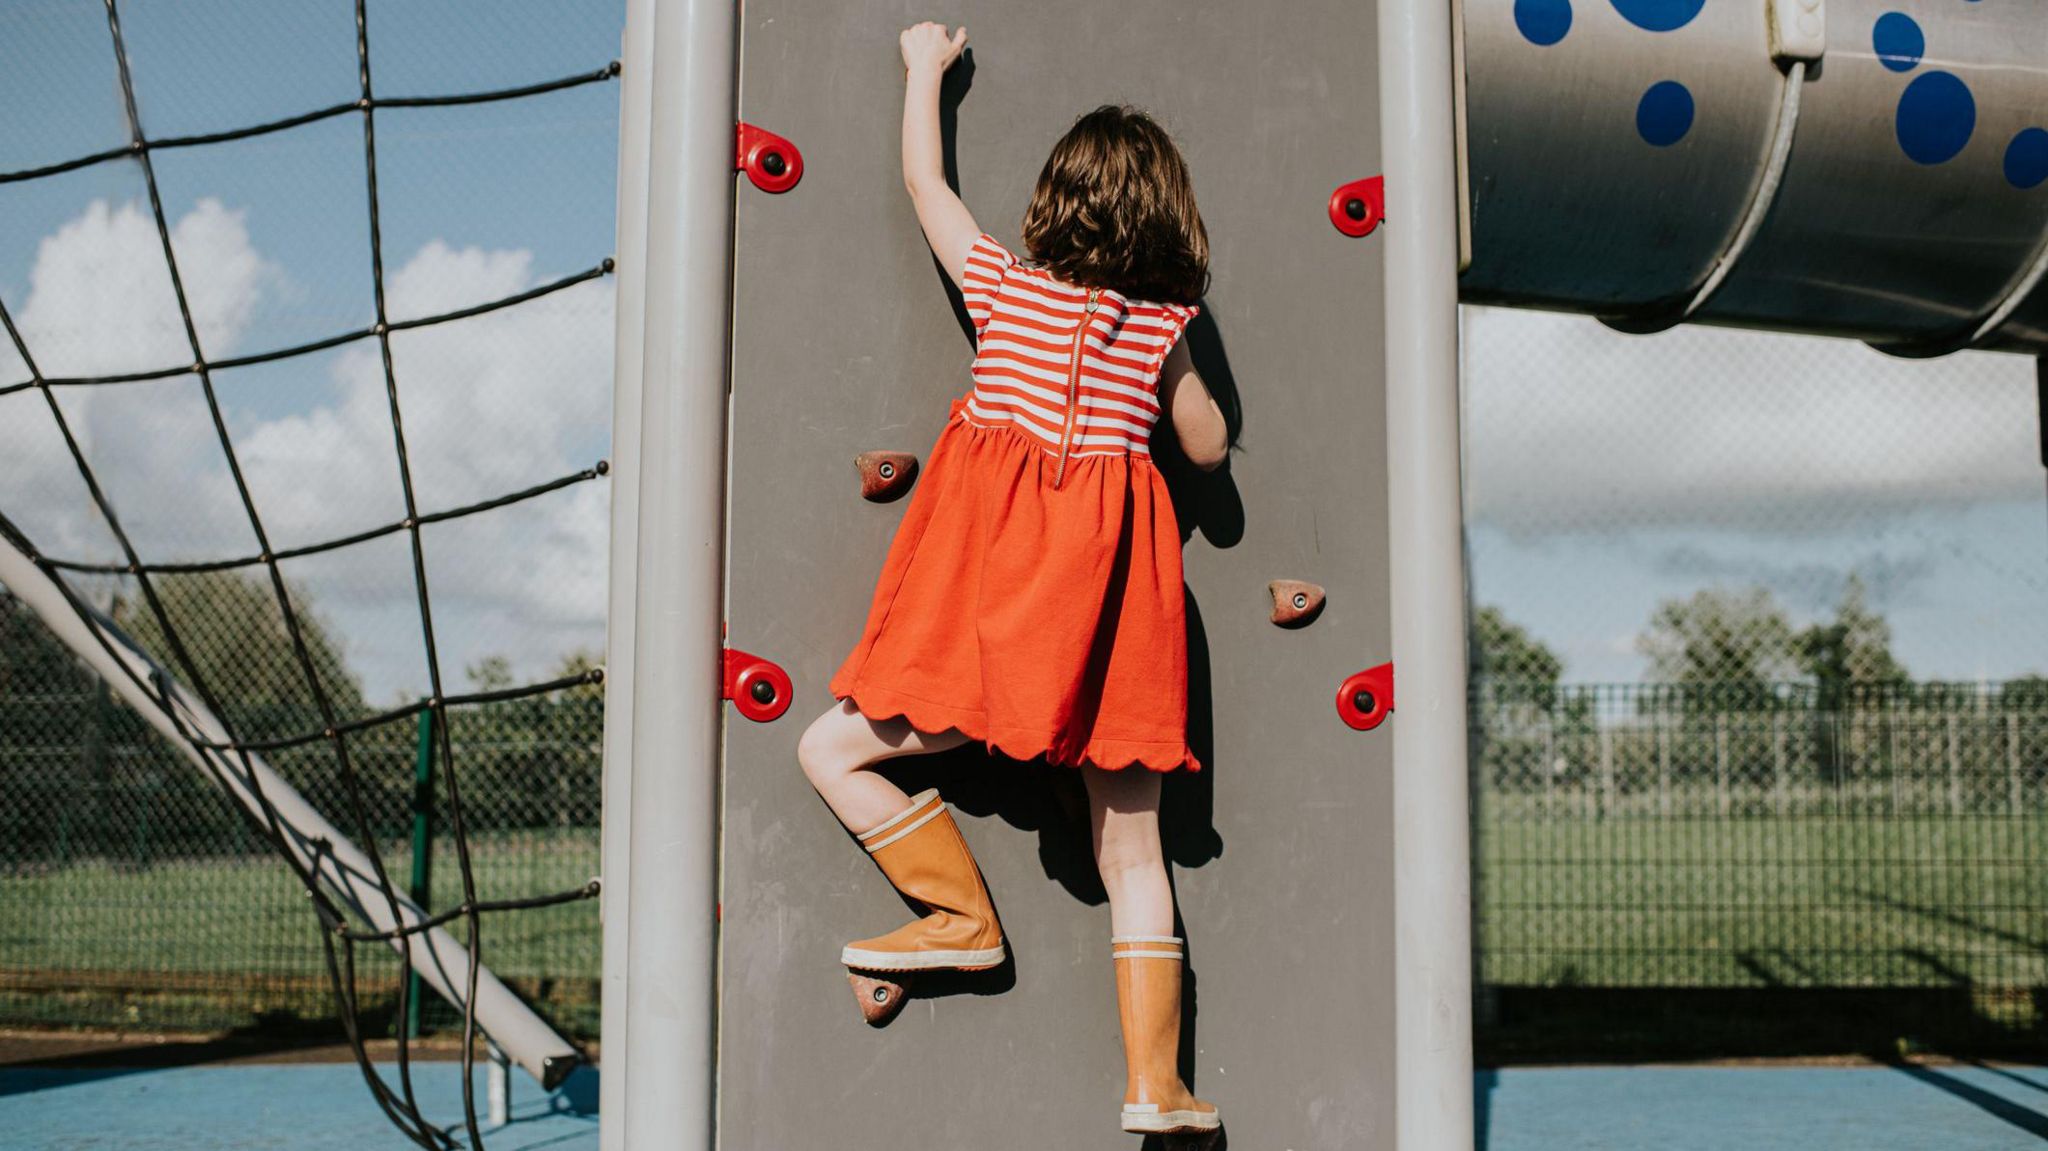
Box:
828, 233, 1202, 772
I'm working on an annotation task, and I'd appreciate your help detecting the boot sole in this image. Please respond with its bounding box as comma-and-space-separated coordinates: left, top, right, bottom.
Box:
840, 943, 1006, 972
1121, 1108, 1222, 1134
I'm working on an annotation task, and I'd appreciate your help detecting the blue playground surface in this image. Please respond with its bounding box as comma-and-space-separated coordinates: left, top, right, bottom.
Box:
3, 1060, 2045, 1149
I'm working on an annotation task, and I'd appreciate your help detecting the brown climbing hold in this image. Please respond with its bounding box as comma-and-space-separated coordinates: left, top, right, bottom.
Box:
849, 971, 910, 1026
1268, 580, 1326, 628
856, 451, 919, 502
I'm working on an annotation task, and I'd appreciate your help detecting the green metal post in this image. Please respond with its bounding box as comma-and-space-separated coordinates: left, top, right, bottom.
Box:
405, 706, 435, 1039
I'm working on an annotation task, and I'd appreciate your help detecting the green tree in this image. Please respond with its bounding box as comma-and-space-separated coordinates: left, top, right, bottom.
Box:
0, 584, 95, 703
1794, 575, 1907, 703
1999, 674, 2048, 707
465, 655, 515, 692
551, 647, 603, 684
1470, 604, 1563, 686
1636, 586, 1797, 702
112, 570, 367, 723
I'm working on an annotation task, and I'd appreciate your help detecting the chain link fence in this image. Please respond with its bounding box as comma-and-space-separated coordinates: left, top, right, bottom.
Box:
1, 584, 600, 1041
1472, 678, 2048, 1060
6, 585, 2046, 1058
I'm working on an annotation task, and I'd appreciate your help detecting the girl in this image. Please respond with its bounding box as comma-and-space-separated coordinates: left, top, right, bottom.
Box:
795, 21, 1229, 1137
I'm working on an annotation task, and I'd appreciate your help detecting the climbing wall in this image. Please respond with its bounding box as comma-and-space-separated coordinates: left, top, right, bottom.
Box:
720, 3, 1393, 1146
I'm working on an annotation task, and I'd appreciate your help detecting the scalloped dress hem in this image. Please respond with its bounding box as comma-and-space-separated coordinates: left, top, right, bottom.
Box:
832, 678, 1202, 775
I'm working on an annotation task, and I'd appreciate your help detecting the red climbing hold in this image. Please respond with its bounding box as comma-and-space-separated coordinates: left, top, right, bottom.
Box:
736, 122, 804, 194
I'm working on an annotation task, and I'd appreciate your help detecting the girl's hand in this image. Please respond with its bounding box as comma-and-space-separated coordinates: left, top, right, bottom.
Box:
900, 22, 967, 78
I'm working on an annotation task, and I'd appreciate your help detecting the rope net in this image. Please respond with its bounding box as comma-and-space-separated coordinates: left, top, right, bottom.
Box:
0, 3, 618, 1146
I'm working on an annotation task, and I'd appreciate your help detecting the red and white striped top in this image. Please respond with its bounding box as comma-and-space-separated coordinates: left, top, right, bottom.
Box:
958, 233, 1198, 470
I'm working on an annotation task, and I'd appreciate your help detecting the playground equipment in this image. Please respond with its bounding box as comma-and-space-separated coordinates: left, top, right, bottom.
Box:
1460, 0, 2048, 356
3, 1, 2041, 1151
602, 0, 1465, 1148
0, 4, 615, 1147
0, 545, 582, 1093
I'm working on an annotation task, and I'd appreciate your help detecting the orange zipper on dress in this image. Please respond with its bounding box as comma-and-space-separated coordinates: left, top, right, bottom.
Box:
1052, 287, 1102, 489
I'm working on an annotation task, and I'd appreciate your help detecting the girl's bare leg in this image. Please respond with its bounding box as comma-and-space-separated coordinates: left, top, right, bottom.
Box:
1084, 766, 1177, 937
797, 698, 968, 831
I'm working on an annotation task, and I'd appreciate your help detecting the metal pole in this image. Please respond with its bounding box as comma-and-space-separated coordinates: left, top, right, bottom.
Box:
1378, 0, 1474, 1146
488, 1040, 512, 1128
406, 706, 434, 1040
0, 543, 578, 1087
603, 0, 735, 1147
599, 5, 657, 1145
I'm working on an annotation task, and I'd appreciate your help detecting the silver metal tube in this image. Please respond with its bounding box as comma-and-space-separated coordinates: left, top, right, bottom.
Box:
1378, 2, 1477, 1149
488, 1041, 511, 1128
0, 542, 578, 1088
1460, 0, 2048, 354
604, 0, 737, 1147
598, 3, 657, 1146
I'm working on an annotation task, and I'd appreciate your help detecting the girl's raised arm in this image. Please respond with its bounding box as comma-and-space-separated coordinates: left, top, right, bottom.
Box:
899, 22, 979, 289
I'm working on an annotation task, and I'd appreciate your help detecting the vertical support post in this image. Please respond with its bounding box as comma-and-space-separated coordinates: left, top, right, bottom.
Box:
1598, 722, 1614, 820
602, 1, 736, 1149
599, 7, 656, 1146
1715, 714, 1730, 818
1543, 717, 1555, 819
1771, 709, 1787, 817
488, 1040, 512, 1128
1377, 0, 1474, 1145
1946, 712, 1962, 816
1887, 707, 1901, 816
2008, 712, 2022, 818
406, 706, 435, 1040
1656, 714, 1671, 819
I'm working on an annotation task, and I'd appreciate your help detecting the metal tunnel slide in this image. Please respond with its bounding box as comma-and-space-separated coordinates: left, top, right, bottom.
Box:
1458, 0, 2048, 356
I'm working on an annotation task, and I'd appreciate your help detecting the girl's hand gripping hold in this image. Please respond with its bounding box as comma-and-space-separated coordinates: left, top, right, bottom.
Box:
899, 22, 967, 79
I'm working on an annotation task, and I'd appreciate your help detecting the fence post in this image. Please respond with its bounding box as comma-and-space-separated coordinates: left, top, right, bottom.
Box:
2007, 711, 2021, 818
1657, 711, 1671, 818
1544, 713, 1556, 820
406, 706, 435, 1041
1715, 713, 1730, 818
1599, 722, 1614, 821
1772, 709, 1787, 817
1830, 704, 1845, 819
79, 675, 111, 865
1946, 711, 1962, 816
1887, 706, 1901, 816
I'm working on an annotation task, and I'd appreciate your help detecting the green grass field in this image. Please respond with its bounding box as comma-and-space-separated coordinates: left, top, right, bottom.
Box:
0, 829, 599, 1035
5, 814, 2044, 1047
1476, 814, 2048, 994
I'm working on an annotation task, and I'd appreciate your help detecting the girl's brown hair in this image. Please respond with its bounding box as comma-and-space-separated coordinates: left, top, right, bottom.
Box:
1021, 105, 1209, 306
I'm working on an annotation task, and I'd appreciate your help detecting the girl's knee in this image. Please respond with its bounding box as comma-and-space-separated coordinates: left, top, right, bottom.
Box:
796, 711, 851, 788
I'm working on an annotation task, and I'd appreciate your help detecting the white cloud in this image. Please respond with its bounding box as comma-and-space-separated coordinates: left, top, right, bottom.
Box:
0, 199, 273, 560
1461, 306, 2041, 535
0, 200, 613, 702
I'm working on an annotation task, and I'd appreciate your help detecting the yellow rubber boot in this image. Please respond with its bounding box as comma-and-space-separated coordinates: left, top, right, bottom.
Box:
841, 789, 1006, 973
1113, 936, 1220, 1134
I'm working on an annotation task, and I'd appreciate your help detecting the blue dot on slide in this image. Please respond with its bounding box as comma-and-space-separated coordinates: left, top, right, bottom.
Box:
1636, 81, 1695, 147
1514, 0, 1573, 45
1872, 12, 1924, 73
1608, 0, 1705, 33
2007, 128, 2048, 190
1895, 72, 1975, 165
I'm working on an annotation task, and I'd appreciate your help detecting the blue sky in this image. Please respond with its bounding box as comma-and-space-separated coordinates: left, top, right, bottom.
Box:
0, 1, 623, 701
0, 1, 2040, 702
